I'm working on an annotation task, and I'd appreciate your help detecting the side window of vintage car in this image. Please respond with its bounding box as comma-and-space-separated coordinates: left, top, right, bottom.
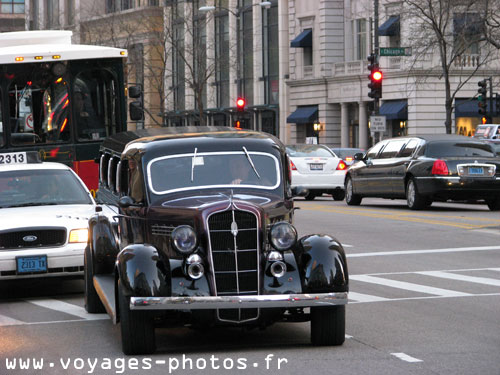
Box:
127, 158, 145, 203
107, 157, 118, 194
378, 140, 407, 159
116, 160, 129, 196
100, 153, 111, 188
366, 141, 387, 159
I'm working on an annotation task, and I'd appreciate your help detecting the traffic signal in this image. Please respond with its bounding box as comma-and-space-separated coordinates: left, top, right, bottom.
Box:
477, 79, 487, 116
367, 53, 382, 100
236, 97, 246, 112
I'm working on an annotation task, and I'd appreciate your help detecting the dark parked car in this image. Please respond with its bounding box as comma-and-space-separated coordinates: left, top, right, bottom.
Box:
85, 127, 349, 355
344, 134, 500, 210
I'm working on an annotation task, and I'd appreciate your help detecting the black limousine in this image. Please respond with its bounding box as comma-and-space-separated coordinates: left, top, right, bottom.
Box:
345, 134, 500, 210
85, 127, 349, 355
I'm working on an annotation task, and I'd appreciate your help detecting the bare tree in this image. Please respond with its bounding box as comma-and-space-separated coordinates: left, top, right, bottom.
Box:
402, 0, 498, 133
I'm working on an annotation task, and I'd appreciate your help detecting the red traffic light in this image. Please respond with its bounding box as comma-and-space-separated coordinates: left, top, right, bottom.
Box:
236, 97, 246, 111
371, 70, 382, 81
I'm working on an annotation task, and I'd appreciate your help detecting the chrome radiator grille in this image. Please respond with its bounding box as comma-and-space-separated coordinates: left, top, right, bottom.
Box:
207, 209, 259, 322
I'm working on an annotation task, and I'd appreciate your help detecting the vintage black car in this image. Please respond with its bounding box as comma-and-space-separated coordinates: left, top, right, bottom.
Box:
85, 127, 349, 355
345, 134, 500, 210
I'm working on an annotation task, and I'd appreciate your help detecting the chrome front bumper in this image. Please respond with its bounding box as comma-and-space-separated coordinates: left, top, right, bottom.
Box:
130, 292, 348, 310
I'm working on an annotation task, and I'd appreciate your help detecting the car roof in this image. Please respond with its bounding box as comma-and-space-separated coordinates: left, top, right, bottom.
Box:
0, 161, 72, 172
101, 127, 284, 156
388, 134, 484, 143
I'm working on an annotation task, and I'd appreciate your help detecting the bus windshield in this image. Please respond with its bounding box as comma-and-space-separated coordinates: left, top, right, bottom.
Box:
4, 63, 120, 145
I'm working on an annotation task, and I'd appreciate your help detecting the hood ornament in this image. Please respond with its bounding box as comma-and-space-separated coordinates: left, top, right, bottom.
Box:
231, 221, 239, 237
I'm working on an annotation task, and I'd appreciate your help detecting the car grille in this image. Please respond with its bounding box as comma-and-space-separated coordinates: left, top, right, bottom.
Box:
207, 209, 259, 323
0, 228, 66, 250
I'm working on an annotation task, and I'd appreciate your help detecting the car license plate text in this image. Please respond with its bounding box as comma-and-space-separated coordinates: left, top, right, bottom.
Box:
310, 163, 323, 170
16, 255, 48, 274
469, 167, 484, 175
0, 152, 27, 165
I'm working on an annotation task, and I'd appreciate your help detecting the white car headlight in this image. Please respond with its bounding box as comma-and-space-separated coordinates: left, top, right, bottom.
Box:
269, 222, 297, 251
69, 228, 89, 243
171, 225, 197, 254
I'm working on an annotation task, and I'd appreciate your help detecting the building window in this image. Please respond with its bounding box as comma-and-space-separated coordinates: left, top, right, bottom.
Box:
303, 45, 313, 66
1, 0, 24, 14
173, 22, 185, 111
454, 13, 482, 55
240, 1, 253, 105
215, 11, 229, 108
194, 0, 207, 111
45, 0, 59, 28
66, 0, 74, 25
353, 19, 367, 61
263, 3, 279, 105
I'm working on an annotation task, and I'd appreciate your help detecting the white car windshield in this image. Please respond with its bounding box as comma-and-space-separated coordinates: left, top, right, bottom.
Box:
147, 151, 280, 195
286, 145, 335, 157
0, 169, 92, 208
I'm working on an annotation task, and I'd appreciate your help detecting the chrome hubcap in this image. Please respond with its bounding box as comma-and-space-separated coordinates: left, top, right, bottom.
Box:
347, 179, 353, 201
407, 181, 415, 206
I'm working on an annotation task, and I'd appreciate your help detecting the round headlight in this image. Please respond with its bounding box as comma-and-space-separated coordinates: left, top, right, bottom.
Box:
171, 225, 197, 254
269, 222, 297, 251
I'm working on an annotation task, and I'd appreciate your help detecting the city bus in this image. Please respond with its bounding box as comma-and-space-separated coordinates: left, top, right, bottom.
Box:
0, 30, 130, 195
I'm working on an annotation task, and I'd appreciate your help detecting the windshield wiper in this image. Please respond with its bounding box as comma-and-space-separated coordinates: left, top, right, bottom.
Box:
242, 146, 261, 179
7, 202, 59, 208
191, 147, 198, 182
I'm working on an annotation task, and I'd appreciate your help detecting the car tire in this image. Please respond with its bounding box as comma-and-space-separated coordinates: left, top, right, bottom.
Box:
486, 198, 500, 211
345, 177, 362, 206
304, 192, 316, 201
406, 178, 426, 210
332, 189, 345, 201
311, 305, 345, 346
118, 280, 156, 355
84, 246, 105, 313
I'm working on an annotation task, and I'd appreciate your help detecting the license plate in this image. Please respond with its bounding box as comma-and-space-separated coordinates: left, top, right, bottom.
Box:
0, 152, 27, 165
310, 163, 323, 170
16, 255, 48, 274
469, 167, 484, 175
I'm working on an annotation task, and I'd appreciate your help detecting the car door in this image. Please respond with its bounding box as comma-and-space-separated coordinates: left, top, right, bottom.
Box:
354, 140, 388, 195
368, 139, 407, 196
391, 139, 421, 196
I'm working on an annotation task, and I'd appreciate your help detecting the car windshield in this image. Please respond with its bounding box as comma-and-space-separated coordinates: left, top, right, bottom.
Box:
0, 169, 92, 208
147, 151, 280, 195
286, 145, 334, 157
425, 142, 495, 158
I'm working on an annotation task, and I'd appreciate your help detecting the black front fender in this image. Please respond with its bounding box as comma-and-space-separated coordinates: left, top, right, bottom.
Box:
116, 244, 171, 297
89, 214, 119, 274
297, 234, 349, 293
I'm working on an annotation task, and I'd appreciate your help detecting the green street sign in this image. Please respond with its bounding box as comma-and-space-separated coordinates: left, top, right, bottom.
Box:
379, 47, 412, 56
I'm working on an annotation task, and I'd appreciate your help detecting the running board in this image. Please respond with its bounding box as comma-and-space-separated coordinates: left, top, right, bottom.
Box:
93, 275, 117, 324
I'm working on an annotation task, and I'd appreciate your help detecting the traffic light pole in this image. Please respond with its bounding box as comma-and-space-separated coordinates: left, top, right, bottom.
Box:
373, 0, 379, 114
488, 76, 493, 121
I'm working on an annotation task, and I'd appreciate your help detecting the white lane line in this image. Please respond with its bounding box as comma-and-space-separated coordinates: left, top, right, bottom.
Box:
348, 292, 389, 303
417, 271, 500, 287
0, 314, 25, 326
348, 293, 500, 304
347, 245, 500, 258
343, 244, 354, 248
391, 353, 423, 363
491, 268, 500, 272
350, 275, 470, 297
27, 299, 108, 320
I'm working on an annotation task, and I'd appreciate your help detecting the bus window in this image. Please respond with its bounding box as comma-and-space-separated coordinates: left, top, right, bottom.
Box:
0, 88, 3, 147
74, 70, 119, 141
7, 67, 70, 145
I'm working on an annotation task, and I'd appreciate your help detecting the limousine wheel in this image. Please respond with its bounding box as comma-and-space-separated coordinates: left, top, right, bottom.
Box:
486, 198, 500, 211
84, 246, 105, 313
311, 305, 345, 346
406, 178, 426, 210
118, 280, 156, 355
332, 189, 345, 201
345, 177, 362, 205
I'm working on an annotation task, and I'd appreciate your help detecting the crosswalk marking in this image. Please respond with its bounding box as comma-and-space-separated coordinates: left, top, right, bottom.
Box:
417, 271, 500, 287
350, 274, 470, 297
27, 299, 108, 320
0, 314, 24, 326
348, 292, 389, 303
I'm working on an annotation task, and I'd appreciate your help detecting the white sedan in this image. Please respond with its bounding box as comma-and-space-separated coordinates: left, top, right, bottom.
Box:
286, 144, 347, 200
0, 153, 96, 280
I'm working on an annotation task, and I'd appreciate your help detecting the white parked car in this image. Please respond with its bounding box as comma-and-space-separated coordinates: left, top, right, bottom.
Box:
286, 144, 347, 200
0, 152, 96, 280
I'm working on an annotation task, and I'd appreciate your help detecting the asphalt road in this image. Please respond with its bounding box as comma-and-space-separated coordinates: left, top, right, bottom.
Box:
1, 197, 499, 375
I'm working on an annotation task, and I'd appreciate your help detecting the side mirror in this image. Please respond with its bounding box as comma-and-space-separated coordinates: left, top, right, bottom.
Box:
291, 186, 309, 197
119, 196, 143, 208
129, 101, 144, 121
128, 85, 142, 99
354, 152, 365, 161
